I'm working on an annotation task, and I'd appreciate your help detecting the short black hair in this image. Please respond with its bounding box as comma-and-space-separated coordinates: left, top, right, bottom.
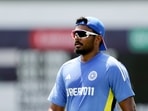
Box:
76, 17, 88, 25
76, 16, 99, 35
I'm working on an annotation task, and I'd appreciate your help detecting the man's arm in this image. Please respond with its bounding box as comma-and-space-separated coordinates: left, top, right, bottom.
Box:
119, 96, 136, 111
48, 103, 65, 111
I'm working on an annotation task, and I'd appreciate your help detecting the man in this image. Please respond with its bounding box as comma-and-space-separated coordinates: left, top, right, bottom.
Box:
47, 16, 136, 111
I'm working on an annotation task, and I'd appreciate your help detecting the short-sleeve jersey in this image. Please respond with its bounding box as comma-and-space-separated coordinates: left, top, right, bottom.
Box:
48, 52, 135, 111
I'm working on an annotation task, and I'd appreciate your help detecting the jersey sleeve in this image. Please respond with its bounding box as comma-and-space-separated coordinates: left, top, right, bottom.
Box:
107, 62, 135, 102
47, 66, 67, 107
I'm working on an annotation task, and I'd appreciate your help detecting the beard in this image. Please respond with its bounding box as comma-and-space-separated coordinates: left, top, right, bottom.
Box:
74, 45, 94, 55
74, 38, 95, 55
74, 49, 87, 55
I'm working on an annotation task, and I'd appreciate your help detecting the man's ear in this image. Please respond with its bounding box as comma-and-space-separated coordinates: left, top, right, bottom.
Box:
96, 36, 102, 43
95, 36, 103, 48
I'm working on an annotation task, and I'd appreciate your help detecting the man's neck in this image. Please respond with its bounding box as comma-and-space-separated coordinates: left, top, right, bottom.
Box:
81, 51, 99, 62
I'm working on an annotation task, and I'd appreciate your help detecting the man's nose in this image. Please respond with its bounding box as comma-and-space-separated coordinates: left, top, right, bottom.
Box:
74, 33, 80, 39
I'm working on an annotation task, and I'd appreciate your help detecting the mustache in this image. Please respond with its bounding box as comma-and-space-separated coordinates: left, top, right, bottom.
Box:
74, 41, 83, 46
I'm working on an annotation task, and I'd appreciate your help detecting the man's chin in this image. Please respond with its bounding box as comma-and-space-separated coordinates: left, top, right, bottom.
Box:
74, 49, 84, 55
74, 49, 81, 54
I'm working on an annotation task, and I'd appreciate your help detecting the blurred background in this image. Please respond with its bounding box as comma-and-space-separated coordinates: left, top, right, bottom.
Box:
0, 0, 148, 111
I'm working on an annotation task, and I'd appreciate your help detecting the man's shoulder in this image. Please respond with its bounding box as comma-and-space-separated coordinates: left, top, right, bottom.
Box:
62, 56, 79, 67
99, 52, 118, 63
101, 53, 124, 67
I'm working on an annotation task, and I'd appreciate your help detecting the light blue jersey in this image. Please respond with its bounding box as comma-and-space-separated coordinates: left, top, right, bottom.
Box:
48, 52, 135, 111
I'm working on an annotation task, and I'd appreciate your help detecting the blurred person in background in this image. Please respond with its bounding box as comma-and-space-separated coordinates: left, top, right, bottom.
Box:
47, 16, 136, 111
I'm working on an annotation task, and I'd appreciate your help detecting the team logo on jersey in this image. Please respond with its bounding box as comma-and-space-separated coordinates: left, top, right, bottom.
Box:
65, 74, 71, 80
88, 71, 97, 81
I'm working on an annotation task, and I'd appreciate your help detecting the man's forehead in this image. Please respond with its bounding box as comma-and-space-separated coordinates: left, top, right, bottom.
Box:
75, 25, 93, 32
